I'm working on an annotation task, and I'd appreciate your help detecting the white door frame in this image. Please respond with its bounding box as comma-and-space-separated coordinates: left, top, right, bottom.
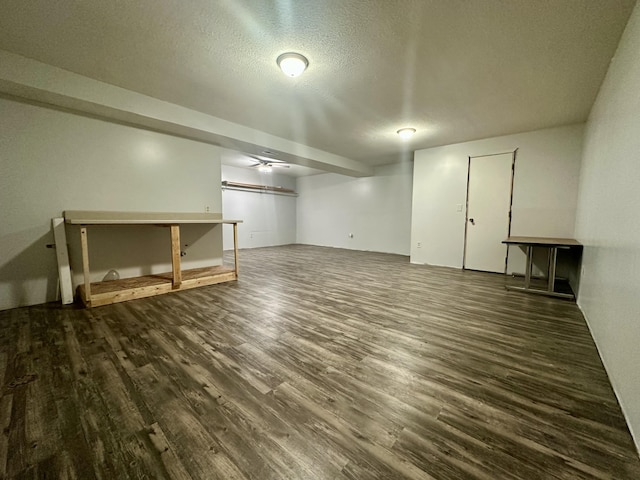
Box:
462, 149, 517, 273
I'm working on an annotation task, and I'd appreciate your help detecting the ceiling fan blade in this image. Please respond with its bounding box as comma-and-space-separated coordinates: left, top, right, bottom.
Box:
272, 164, 290, 168
249, 163, 261, 167
248, 153, 287, 164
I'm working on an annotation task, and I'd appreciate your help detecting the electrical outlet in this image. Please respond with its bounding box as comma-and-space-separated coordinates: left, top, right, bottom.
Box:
205, 205, 210, 213
349, 233, 354, 238
417, 242, 422, 248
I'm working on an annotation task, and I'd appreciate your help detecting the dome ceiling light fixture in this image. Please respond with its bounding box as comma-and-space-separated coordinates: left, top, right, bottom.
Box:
277, 52, 309, 77
397, 128, 416, 139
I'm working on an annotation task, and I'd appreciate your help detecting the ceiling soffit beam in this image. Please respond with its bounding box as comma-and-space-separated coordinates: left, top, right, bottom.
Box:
0, 50, 373, 178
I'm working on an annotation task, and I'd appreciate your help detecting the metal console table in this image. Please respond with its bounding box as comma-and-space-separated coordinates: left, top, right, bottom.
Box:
502, 236, 582, 299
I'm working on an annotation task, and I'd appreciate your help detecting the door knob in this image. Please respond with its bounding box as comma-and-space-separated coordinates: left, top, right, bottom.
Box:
469, 218, 475, 225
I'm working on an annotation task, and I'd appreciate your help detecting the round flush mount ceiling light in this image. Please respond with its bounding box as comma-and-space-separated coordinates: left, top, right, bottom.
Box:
277, 52, 309, 77
397, 128, 416, 139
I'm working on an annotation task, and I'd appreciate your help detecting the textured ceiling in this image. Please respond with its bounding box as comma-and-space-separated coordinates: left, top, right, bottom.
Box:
0, 0, 635, 168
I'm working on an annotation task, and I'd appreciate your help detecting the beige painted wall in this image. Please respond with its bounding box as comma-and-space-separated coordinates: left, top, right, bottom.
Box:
221, 164, 297, 250
296, 162, 414, 255
575, 1, 640, 452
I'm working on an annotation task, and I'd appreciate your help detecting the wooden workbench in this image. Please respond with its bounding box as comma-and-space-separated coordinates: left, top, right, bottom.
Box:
64, 211, 242, 307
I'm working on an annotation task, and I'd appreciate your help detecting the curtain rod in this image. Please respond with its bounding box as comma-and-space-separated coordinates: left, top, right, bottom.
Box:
221, 181, 298, 196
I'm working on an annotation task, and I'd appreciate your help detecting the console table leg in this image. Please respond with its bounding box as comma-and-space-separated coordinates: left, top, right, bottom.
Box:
524, 245, 533, 288
548, 247, 558, 293
233, 222, 239, 278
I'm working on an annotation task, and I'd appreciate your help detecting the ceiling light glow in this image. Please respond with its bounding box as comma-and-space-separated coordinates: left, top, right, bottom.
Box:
397, 128, 416, 139
277, 52, 309, 77
258, 164, 273, 173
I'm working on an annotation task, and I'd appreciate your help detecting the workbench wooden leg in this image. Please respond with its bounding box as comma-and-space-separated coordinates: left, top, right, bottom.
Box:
80, 227, 91, 305
170, 225, 182, 288
233, 222, 239, 278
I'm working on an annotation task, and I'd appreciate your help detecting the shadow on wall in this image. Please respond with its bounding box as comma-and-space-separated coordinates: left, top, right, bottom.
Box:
0, 227, 59, 309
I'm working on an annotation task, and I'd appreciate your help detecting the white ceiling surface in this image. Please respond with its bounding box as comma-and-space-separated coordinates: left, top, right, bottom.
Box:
0, 0, 635, 172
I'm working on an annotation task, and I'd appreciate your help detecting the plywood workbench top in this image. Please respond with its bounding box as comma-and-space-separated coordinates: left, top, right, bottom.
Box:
64, 210, 242, 225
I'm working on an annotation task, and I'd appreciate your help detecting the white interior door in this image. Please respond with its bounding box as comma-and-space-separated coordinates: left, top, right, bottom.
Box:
464, 153, 513, 273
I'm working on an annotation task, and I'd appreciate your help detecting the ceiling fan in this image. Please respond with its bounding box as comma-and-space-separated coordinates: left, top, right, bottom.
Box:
248, 154, 290, 172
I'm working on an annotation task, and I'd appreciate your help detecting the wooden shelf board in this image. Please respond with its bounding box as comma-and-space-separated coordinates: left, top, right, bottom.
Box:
78, 266, 237, 307
64, 210, 242, 225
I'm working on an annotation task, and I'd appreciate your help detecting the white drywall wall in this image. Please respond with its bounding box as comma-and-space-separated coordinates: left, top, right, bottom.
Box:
296, 162, 414, 255
574, 2, 640, 452
410, 124, 584, 273
0, 98, 223, 310
221, 164, 297, 250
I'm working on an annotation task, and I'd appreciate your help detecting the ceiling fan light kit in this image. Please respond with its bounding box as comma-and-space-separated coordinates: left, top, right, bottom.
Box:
248, 154, 290, 172
277, 52, 309, 77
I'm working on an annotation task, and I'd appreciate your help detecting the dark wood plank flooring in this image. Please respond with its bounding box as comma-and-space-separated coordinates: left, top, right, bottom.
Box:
1, 245, 639, 479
